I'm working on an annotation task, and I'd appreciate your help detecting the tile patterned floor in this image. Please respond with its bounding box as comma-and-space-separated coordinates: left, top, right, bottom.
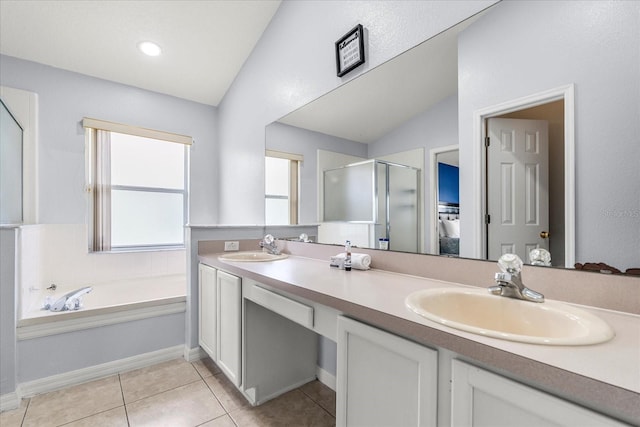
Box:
0, 357, 336, 427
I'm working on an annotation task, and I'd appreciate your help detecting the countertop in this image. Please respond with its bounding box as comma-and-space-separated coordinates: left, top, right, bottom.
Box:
198, 252, 640, 423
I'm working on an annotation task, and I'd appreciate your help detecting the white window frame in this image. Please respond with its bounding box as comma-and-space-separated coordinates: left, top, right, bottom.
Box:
265, 149, 302, 225
83, 118, 192, 252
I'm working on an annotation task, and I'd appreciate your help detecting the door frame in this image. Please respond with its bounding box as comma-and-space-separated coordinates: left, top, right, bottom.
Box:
471, 84, 575, 267
429, 144, 459, 255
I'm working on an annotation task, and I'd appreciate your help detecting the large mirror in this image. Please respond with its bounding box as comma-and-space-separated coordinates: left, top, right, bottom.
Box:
265, 1, 639, 273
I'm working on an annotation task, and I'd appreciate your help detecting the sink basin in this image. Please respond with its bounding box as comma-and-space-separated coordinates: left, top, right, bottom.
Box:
218, 251, 288, 262
405, 288, 614, 345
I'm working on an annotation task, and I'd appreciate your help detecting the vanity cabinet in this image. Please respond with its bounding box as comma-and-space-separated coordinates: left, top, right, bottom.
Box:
198, 263, 217, 359
451, 360, 627, 426
336, 316, 438, 427
198, 264, 242, 387
216, 270, 242, 386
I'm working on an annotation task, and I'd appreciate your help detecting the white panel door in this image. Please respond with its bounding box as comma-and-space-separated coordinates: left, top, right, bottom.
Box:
451, 360, 627, 426
216, 270, 242, 387
198, 263, 217, 359
337, 316, 438, 427
487, 118, 549, 262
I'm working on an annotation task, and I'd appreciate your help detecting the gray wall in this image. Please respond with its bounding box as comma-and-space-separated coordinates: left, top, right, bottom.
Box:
0, 55, 218, 225
266, 122, 367, 224
0, 228, 17, 396
216, 0, 498, 224
458, 1, 640, 269
17, 314, 185, 383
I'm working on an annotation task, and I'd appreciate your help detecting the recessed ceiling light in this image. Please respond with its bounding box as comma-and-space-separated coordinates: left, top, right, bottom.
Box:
138, 41, 162, 57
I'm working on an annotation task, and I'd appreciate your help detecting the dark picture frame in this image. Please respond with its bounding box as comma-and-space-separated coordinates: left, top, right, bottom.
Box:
335, 24, 365, 77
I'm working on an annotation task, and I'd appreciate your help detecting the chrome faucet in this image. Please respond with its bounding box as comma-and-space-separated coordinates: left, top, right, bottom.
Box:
488, 254, 544, 303
259, 234, 281, 255
43, 286, 93, 312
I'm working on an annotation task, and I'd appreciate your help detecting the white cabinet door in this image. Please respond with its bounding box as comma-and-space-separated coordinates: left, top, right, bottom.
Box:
337, 316, 438, 427
451, 360, 627, 426
198, 263, 217, 359
217, 270, 242, 387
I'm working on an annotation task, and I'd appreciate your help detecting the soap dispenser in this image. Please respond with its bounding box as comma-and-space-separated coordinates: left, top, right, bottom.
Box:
344, 240, 352, 271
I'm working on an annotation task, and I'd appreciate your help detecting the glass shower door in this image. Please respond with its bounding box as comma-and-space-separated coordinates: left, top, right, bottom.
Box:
388, 164, 418, 252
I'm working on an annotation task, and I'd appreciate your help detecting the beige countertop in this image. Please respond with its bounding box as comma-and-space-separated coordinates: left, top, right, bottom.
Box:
198, 252, 640, 424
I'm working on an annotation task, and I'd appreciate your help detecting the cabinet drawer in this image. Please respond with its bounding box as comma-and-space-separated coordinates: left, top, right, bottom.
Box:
248, 285, 314, 329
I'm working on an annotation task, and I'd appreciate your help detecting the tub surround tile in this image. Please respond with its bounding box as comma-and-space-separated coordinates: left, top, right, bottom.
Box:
22, 223, 186, 292
21, 375, 123, 427
120, 358, 201, 403
126, 381, 226, 427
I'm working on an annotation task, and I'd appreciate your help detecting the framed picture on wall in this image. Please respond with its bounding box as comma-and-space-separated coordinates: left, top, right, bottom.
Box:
335, 24, 365, 77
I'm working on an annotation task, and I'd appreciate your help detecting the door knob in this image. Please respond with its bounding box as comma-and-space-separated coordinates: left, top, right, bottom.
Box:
540, 231, 550, 239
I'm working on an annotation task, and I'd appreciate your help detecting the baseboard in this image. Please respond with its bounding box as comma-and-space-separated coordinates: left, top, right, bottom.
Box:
0, 391, 21, 412
316, 366, 336, 391
17, 345, 184, 398
184, 346, 208, 362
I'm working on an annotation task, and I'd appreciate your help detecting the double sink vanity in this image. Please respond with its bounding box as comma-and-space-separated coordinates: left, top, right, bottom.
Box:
197, 241, 639, 426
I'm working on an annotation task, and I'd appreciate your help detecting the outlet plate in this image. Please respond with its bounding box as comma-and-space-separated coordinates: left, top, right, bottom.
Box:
224, 241, 240, 251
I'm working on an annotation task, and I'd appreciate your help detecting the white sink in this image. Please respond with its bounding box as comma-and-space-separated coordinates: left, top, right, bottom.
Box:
218, 251, 288, 262
405, 288, 614, 346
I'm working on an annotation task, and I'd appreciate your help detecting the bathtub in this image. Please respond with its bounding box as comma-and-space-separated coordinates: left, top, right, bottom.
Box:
18, 274, 187, 340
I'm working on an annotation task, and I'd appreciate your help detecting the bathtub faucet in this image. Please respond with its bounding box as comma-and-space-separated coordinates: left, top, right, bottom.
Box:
44, 286, 93, 312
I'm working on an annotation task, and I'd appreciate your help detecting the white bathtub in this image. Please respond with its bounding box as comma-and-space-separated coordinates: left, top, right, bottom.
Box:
18, 274, 187, 339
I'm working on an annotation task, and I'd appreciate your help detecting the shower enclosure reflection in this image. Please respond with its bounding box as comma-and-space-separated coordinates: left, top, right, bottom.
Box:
321, 159, 419, 252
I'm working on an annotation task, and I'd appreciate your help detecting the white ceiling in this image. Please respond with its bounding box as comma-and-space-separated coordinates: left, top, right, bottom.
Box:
0, 0, 281, 106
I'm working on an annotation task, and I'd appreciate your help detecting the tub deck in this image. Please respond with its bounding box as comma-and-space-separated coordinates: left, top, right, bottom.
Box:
18, 275, 186, 339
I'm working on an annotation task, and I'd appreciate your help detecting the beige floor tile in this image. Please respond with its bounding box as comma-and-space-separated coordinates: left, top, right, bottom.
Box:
127, 380, 226, 427
300, 381, 336, 417
22, 375, 123, 427
229, 389, 335, 427
120, 358, 201, 403
62, 406, 128, 427
204, 373, 251, 413
193, 357, 222, 378
199, 414, 237, 427
0, 398, 29, 427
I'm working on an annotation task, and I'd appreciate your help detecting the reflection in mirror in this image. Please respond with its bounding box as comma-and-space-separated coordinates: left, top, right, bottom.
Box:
434, 149, 459, 256
265, 1, 639, 274
321, 159, 419, 252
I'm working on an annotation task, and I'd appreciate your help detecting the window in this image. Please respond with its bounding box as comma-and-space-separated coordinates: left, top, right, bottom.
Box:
265, 150, 302, 225
84, 118, 191, 251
